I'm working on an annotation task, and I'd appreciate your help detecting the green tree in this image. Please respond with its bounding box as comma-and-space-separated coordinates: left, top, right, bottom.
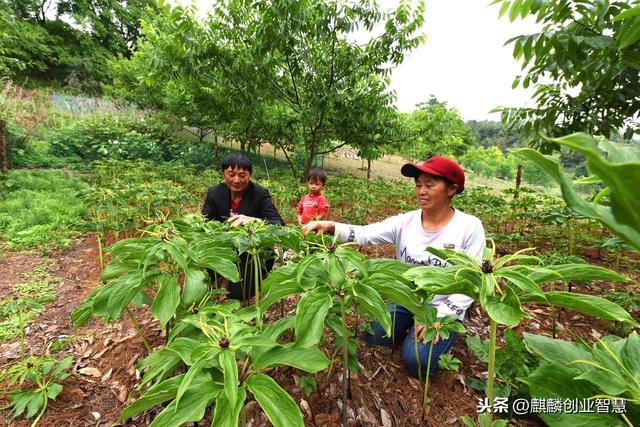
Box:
493, 0, 640, 151
132, 0, 425, 180
401, 97, 475, 161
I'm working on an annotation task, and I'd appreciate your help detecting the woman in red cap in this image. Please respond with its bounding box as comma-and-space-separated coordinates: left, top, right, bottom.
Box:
302, 156, 486, 379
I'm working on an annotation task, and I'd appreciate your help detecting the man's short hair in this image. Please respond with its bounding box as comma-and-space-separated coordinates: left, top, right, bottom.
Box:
222, 153, 252, 174
307, 168, 327, 184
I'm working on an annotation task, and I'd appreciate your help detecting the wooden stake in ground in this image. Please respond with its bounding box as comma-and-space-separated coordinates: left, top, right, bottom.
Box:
0, 119, 7, 176
514, 164, 523, 199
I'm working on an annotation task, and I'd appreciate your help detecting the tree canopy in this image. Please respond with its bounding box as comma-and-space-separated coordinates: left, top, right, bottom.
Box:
493, 0, 640, 151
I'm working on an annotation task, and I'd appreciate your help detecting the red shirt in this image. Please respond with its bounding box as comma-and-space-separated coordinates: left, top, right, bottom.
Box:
230, 197, 241, 216
297, 193, 329, 225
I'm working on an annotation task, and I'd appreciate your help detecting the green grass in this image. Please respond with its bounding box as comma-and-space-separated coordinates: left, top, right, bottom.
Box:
0, 170, 87, 252
0, 259, 60, 342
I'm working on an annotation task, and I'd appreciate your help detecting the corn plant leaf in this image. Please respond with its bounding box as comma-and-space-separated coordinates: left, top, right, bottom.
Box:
219, 349, 238, 409
120, 374, 184, 421
246, 373, 304, 427
521, 292, 638, 325
252, 344, 331, 372
151, 275, 180, 328
210, 387, 246, 427
182, 268, 208, 307
148, 374, 220, 427
294, 286, 332, 348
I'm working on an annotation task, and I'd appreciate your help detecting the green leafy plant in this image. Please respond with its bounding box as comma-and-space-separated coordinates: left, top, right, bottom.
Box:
404, 242, 635, 425
417, 306, 466, 409
71, 219, 240, 351
466, 329, 538, 399
438, 353, 461, 372
0, 356, 73, 426
260, 243, 419, 427
120, 302, 329, 426
298, 375, 317, 397
522, 332, 640, 426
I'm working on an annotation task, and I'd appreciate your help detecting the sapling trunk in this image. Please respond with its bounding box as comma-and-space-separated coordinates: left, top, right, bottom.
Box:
339, 296, 349, 427
486, 319, 498, 425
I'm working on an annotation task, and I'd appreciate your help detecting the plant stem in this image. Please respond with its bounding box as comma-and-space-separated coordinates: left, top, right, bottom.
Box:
339, 296, 349, 427
96, 232, 104, 270
253, 252, 262, 329
414, 324, 423, 383
486, 319, 498, 425
422, 339, 434, 408
126, 307, 151, 353
621, 413, 634, 427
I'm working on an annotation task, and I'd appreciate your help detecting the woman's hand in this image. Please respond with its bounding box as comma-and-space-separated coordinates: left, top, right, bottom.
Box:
301, 220, 336, 235
415, 324, 440, 344
228, 214, 261, 226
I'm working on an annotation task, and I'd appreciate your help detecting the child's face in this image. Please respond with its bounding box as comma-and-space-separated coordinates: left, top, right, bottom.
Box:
307, 178, 324, 195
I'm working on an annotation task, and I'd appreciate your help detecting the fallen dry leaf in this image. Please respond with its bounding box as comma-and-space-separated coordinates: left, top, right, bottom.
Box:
78, 367, 102, 377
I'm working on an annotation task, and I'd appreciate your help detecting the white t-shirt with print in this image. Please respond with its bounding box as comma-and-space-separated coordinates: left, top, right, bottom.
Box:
334, 209, 485, 320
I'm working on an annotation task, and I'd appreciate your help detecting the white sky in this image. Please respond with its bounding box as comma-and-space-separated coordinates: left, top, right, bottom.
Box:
180, 0, 542, 121
388, 0, 541, 120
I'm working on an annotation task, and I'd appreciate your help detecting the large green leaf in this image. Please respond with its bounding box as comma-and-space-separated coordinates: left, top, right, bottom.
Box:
196, 253, 239, 282
351, 281, 391, 337
525, 264, 628, 285
294, 286, 332, 348
521, 362, 623, 427
106, 272, 147, 321
219, 349, 238, 409
182, 268, 208, 307
137, 348, 182, 387
151, 275, 180, 328
148, 374, 220, 427
260, 277, 302, 312
246, 373, 304, 427
483, 285, 527, 326
210, 387, 246, 427
521, 292, 638, 325
365, 274, 424, 316
252, 345, 331, 372
496, 267, 546, 298
120, 375, 184, 421
516, 136, 640, 251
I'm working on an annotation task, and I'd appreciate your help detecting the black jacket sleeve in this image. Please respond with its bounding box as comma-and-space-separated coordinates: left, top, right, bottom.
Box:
259, 188, 285, 225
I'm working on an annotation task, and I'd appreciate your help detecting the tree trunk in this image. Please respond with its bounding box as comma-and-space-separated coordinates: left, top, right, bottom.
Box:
367, 158, 372, 180
514, 164, 523, 198
0, 119, 7, 176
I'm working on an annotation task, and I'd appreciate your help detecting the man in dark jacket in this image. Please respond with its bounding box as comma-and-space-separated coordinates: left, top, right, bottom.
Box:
201, 153, 284, 300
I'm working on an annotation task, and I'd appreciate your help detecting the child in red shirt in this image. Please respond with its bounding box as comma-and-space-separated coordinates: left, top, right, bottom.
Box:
298, 168, 329, 225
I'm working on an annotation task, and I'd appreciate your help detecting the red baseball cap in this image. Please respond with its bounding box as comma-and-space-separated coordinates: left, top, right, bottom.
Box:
400, 156, 465, 193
